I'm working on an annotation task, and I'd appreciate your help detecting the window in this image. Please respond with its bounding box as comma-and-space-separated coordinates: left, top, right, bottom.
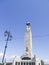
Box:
26, 62, 28, 65
18, 62, 20, 65
32, 62, 35, 65
29, 62, 31, 65
21, 62, 23, 65
24, 62, 25, 65
15, 62, 17, 65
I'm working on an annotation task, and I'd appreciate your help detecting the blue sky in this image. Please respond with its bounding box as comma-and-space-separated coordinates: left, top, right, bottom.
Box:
0, 0, 49, 62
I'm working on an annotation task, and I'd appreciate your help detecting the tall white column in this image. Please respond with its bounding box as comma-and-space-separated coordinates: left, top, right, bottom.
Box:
24, 22, 32, 57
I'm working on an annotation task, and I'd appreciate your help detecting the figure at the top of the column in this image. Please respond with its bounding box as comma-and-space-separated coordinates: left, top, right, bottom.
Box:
24, 22, 32, 59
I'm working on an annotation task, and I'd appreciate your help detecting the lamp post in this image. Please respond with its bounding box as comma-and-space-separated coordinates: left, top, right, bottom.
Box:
2, 30, 12, 65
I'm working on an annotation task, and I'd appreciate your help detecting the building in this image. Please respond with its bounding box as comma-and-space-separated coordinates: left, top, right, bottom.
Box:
12, 22, 42, 65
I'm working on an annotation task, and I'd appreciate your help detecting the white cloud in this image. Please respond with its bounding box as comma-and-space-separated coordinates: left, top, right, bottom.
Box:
6, 55, 15, 62
44, 59, 49, 64
0, 52, 3, 57
0, 52, 3, 63
0, 52, 15, 63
